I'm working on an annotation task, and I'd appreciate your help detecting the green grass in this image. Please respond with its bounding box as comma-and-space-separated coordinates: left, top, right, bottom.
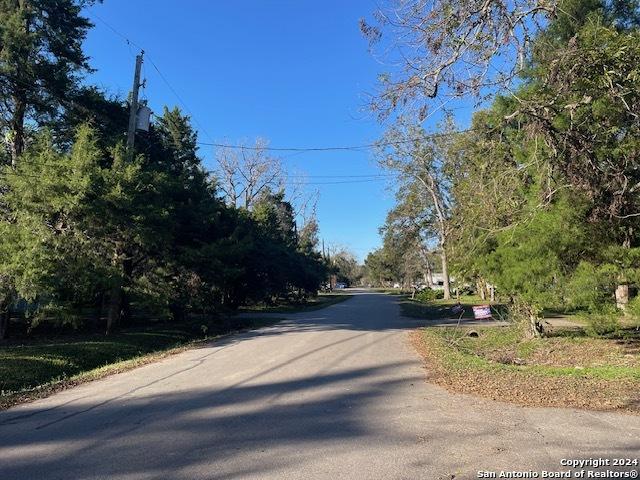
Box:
371, 288, 406, 295
0, 316, 280, 408
423, 326, 640, 381
400, 295, 590, 329
400, 294, 499, 320
238, 293, 352, 314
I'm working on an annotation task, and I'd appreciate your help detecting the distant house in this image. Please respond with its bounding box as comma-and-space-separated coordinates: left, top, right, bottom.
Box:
429, 273, 454, 290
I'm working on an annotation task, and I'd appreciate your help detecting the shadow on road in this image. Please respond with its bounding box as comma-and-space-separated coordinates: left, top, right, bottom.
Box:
235, 290, 427, 336
2, 290, 639, 480
1, 361, 424, 479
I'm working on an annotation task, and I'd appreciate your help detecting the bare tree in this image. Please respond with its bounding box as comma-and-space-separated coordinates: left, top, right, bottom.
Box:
383, 193, 436, 288
215, 139, 284, 210
327, 245, 362, 286
294, 185, 320, 228
361, 0, 556, 120
378, 118, 457, 299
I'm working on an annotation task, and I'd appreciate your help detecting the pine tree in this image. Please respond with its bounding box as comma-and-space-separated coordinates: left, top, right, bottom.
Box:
0, 0, 94, 165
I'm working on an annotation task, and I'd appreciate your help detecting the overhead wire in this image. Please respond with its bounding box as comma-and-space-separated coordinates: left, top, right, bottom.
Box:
1, 10, 472, 188
0, 168, 395, 185
89, 10, 215, 143
197, 128, 472, 153
87, 10, 472, 156
6, 150, 398, 180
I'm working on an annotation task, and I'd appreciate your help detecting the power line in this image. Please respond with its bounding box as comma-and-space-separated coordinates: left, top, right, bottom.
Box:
0, 169, 393, 186
88, 11, 474, 157
293, 178, 389, 185
281, 173, 396, 178
88, 10, 215, 143
7, 152, 398, 179
198, 129, 472, 153
90, 12, 144, 53
146, 57, 215, 142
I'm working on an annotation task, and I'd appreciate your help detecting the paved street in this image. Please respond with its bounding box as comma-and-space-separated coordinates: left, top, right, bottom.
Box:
1, 291, 639, 480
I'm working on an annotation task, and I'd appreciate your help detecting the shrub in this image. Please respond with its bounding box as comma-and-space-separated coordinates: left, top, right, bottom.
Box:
583, 313, 620, 337
415, 289, 444, 303
627, 296, 640, 319
565, 261, 617, 313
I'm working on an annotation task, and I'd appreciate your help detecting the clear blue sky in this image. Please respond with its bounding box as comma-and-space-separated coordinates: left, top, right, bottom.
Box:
82, 0, 467, 261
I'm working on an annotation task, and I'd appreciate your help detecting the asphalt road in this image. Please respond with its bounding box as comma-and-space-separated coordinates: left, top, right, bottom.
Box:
1, 290, 639, 480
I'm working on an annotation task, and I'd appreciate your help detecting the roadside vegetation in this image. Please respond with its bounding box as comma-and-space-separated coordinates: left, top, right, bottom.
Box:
399, 293, 640, 411
399, 294, 488, 321
359, 0, 640, 410
0, 316, 281, 410
363, 0, 640, 333
0, 1, 340, 345
0, 1, 375, 407
239, 292, 352, 314
412, 324, 640, 413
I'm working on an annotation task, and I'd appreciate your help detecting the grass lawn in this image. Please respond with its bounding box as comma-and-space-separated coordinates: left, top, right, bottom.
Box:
400, 294, 503, 321
400, 295, 588, 330
371, 288, 407, 295
238, 292, 352, 314
0, 316, 280, 410
412, 324, 640, 412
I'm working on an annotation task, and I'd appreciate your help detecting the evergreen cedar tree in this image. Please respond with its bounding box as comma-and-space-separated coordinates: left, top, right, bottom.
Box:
0, 1, 327, 338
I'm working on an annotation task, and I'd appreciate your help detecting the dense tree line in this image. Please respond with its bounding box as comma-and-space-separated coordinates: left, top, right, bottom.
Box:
0, 1, 326, 339
365, 0, 640, 335
327, 248, 363, 286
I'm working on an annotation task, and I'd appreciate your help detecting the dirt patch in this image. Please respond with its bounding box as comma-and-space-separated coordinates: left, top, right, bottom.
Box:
410, 329, 640, 414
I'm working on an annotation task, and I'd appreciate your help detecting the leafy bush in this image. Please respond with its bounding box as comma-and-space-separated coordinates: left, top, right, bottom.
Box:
415, 289, 444, 303
565, 261, 617, 313
627, 296, 640, 320
583, 313, 620, 337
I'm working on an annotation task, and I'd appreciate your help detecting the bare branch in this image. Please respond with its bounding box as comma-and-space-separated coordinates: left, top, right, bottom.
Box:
362, 0, 557, 121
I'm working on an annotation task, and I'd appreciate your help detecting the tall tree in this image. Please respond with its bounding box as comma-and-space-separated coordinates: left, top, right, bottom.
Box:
0, 0, 94, 165
377, 118, 456, 298
1, 126, 177, 334
501, 2, 640, 309
328, 248, 362, 286
216, 139, 284, 210
445, 1, 640, 334
382, 181, 438, 287
364, 248, 397, 287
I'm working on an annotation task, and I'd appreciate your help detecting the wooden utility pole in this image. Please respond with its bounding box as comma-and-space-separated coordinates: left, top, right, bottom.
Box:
126, 51, 144, 160
107, 51, 143, 334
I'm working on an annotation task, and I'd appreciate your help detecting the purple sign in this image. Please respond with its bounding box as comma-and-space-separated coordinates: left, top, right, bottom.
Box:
472, 305, 492, 320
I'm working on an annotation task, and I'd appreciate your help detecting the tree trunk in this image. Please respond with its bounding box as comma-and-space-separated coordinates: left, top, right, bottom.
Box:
106, 282, 123, 335
440, 249, 451, 300
423, 257, 434, 287
518, 301, 544, 338
10, 94, 27, 167
120, 256, 134, 325
0, 303, 10, 341
416, 173, 451, 298
477, 278, 486, 300
615, 284, 630, 311
616, 227, 634, 311
529, 313, 545, 338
